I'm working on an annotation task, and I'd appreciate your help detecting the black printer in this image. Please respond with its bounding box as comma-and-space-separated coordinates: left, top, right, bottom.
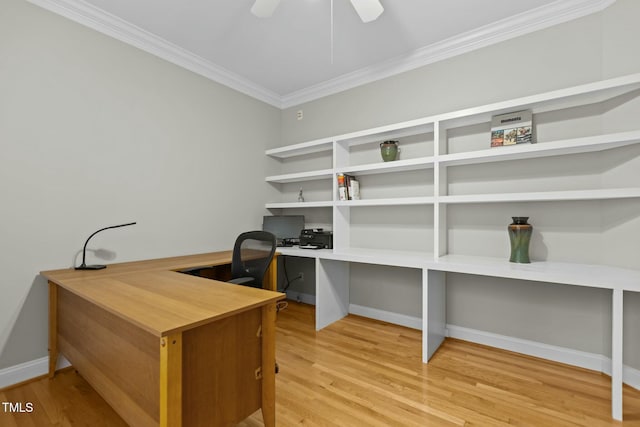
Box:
299, 229, 333, 249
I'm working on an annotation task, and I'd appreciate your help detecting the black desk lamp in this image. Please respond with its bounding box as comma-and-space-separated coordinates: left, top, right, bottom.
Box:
75, 222, 137, 270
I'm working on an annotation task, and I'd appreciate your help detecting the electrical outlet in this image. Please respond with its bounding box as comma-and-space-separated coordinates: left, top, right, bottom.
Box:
296, 110, 303, 120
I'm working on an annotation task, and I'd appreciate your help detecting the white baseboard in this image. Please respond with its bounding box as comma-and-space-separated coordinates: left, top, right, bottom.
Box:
349, 304, 422, 330
0, 355, 70, 389
446, 324, 609, 373
447, 324, 640, 390
285, 291, 316, 306
624, 365, 640, 391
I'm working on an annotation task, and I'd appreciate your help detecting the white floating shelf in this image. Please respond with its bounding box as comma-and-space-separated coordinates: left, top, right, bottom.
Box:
339, 156, 435, 176
265, 201, 333, 209
266, 169, 333, 183
438, 73, 640, 130
336, 122, 434, 147
440, 188, 640, 204
439, 131, 640, 167
266, 138, 333, 159
336, 196, 435, 207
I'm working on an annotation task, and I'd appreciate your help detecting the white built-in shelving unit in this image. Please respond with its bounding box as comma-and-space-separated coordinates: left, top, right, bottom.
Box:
265, 73, 640, 420
266, 73, 640, 258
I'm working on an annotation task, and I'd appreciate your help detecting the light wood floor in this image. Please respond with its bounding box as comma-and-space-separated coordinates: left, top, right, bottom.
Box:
2, 302, 640, 426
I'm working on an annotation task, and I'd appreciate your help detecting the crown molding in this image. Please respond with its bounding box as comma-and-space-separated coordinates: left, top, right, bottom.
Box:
27, 0, 284, 108
280, 0, 616, 108
28, 0, 614, 110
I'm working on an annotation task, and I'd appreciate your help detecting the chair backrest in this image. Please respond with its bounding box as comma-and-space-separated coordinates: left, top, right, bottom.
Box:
230, 231, 277, 288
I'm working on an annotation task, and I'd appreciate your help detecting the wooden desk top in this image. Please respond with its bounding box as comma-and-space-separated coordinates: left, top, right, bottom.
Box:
41, 252, 285, 337
42, 251, 237, 282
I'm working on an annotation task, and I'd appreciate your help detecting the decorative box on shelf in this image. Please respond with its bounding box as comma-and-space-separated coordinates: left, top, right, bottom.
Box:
491, 110, 533, 147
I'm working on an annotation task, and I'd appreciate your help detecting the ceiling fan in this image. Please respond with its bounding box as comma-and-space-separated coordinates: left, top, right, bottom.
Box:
251, 0, 384, 23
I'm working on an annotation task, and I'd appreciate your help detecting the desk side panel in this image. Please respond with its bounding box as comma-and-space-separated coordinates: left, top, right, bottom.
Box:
58, 288, 160, 427
424, 269, 446, 362
182, 307, 262, 427
316, 258, 350, 330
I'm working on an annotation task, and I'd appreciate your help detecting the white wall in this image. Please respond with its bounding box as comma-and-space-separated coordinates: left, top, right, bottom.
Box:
278, 0, 640, 369
0, 0, 280, 369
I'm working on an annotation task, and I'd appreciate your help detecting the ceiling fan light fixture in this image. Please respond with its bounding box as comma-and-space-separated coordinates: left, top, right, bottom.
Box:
251, 0, 281, 18
349, 0, 384, 23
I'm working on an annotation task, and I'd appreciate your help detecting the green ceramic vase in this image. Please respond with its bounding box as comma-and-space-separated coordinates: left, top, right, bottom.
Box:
508, 217, 532, 263
380, 140, 398, 162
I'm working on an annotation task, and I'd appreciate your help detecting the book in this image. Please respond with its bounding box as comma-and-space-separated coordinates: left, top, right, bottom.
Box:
490, 110, 533, 147
491, 130, 504, 147
348, 176, 360, 200
337, 173, 348, 201
337, 173, 360, 200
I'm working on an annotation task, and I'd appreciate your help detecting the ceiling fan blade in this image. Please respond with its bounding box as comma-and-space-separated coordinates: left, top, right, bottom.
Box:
349, 0, 384, 23
251, 0, 281, 18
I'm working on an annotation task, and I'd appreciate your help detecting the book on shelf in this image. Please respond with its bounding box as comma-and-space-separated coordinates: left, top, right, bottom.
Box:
348, 175, 360, 200
490, 110, 533, 147
337, 173, 347, 200
336, 173, 360, 200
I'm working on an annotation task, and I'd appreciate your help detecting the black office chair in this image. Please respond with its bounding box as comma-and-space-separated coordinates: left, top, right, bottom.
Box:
228, 230, 277, 289
230, 231, 281, 375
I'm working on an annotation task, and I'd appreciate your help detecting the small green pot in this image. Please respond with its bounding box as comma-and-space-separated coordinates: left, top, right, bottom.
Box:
380, 140, 398, 162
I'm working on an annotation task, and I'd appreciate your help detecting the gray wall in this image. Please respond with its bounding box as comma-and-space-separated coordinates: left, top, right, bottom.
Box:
0, 0, 280, 369
278, 10, 603, 146
279, 0, 640, 368
1, 0, 639, 376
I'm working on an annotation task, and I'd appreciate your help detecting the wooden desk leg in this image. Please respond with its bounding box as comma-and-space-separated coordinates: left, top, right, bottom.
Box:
265, 255, 278, 291
48, 281, 58, 378
261, 303, 277, 427
160, 333, 182, 427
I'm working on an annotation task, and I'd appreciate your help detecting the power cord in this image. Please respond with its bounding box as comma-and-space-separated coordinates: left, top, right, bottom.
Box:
280, 256, 304, 293
276, 300, 288, 312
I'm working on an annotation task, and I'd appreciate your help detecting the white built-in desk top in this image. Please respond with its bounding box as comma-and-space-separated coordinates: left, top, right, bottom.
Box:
276, 247, 640, 292
277, 246, 430, 268
430, 254, 640, 292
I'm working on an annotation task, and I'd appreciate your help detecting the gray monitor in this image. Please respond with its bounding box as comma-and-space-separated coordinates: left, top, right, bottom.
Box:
262, 215, 305, 244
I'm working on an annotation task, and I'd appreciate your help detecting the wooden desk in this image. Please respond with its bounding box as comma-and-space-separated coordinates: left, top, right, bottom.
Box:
42, 251, 285, 427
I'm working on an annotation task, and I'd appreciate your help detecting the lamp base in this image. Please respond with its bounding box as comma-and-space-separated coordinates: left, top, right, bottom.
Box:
75, 264, 107, 270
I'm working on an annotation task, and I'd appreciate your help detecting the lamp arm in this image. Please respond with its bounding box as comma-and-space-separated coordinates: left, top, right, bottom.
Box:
79, 222, 137, 268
